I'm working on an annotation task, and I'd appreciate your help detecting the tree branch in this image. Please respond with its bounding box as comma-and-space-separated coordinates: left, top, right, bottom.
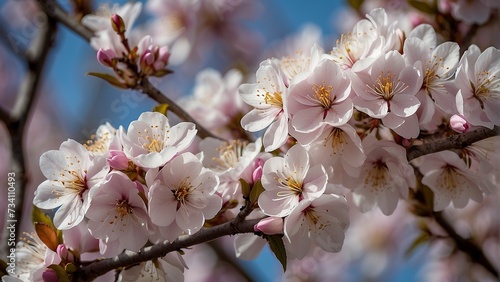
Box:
1, 14, 57, 256
433, 212, 499, 279
135, 79, 222, 140
407, 126, 499, 161
37, 0, 93, 42
76, 217, 261, 281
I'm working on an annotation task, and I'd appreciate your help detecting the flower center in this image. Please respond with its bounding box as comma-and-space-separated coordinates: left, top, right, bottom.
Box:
472, 70, 500, 108
364, 160, 389, 192
438, 165, 458, 191
213, 140, 248, 170
264, 91, 283, 108
324, 128, 346, 156
313, 83, 334, 110
116, 200, 133, 218
173, 177, 193, 202
84, 132, 113, 155
368, 71, 409, 101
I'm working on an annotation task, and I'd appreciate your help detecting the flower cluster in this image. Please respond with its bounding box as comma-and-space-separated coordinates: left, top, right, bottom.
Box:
12, 3, 500, 282
240, 8, 500, 215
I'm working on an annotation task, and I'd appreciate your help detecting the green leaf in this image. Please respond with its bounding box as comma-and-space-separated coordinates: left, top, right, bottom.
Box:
32, 206, 63, 243
408, 0, 437, 14
249, 179, 265, 206
266, 234, 287, 272
153, 69, 174, 77
87, 72, 129, 89
35, 222, 60, 252
405, 232, 429, 258
48, 264, 71, 282
152, 103, 169, 116
347, 0, 364, 10
239, 178, 250, 198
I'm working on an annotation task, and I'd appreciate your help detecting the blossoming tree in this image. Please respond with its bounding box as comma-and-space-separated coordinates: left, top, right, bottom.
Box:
1, 0, 499, 281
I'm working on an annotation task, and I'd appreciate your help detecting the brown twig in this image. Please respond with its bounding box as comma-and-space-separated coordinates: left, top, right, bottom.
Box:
407, 126, 499, 161
135, 78, 222, 140
75, 217, 261, 281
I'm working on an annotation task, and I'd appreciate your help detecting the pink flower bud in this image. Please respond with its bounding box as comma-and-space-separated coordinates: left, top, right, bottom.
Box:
251, 158, 265, 183
56, 244, 74, 262
42, 268, 59, 282
108, 150, 129, 170
450, 114, 470, 133
254, 217, 283, 235
97, 49, 116, 68
110, 14, 126, 34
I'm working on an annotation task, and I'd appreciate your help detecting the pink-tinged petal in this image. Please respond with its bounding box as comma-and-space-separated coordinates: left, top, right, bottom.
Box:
284, 145, 309, 179
165, 122, 197, 150
291, 107, 325, 133
259, 191, 298, 217
158, 223, 183, 242
390, 95, 420, 117
408, 24, 436, 48
382, 112, 404, 129
476, 47, 500, 74
201, 195, 222, 219
53, 196, 85, 230
133, 150, 172, 168
241, 108, 280, 132
392, 114, 420, 139
263, 115, 289, 152
433, 42, 460, 78
353, 96, 388, 118
324, 100, 353, 126
403, 38, 427, 66
284, 201, 309, 242
39, 150, 72, 180
483, 98, 500, 125
148, 185, 177, 226
176, 205, 204, 235
376, 189, 399, 215
398, 66, 422, 96
239, 83, 267, 108
302, 164, 327, 199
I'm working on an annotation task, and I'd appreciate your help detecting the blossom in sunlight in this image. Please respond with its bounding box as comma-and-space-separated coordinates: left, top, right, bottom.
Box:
455, 45, 500, 129
284, 194, 349, 259
33, 139, 109, 229
343, 137, 416, 215
330, 8, 403, 72
148, 153, 221, 239
86, 172, 149, 253
240, 59, 290, 151
419, 150, 483, 211
404, 26, 460, 123
259, 145, 327, 217
121, 111, 197, 169
288, 58, 353, 133
83, 122, 119, 156
351, 50, 422, 138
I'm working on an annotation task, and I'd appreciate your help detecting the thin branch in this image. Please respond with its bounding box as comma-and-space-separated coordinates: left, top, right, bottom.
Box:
37, 0, 93, 42
1, 14, 57, 256
407, 126, 499, 161
433, 212, 499, 279
76, 217, 261, 281
136, 78, 222, 140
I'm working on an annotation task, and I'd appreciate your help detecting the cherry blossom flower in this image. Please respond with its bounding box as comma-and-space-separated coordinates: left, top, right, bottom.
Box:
403, 33, 460, 122
121, 111, 197, 169
455, 45, 500, 129
199, 137, 270, 199
351, 50, 422, 138
83, 122, 120, 156
86, 172, 150, 253
343, 137, 416, 215
258, 145, 327, 217
148, 153, 221, 238
284, 194, 349, 259
418, 150, 483, 211
288, 58, 353, 133
240, 59, 290, 151
33, 139, 109, 229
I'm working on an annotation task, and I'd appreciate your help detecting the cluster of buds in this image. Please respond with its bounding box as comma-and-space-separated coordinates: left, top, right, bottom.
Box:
93, 14, 172, 88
